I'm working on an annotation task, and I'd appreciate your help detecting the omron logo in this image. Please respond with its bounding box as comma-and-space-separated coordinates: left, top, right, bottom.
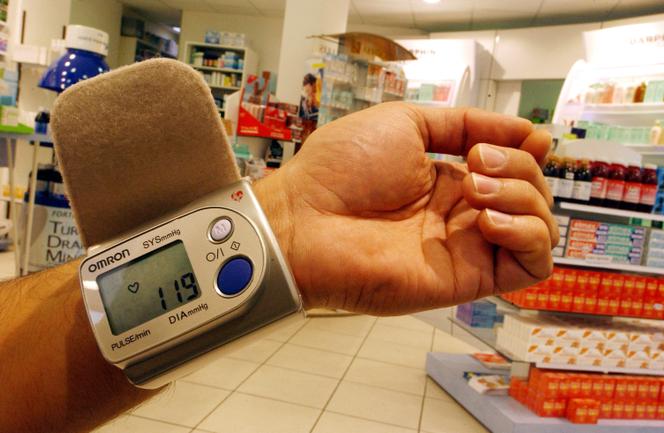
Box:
88, 249, 130, 272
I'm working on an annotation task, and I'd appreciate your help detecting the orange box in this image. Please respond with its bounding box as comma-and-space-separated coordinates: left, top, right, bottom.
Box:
609, 274, 624, 315
647, 379, 661, 400
556, 374, 569, 398
524, 288, 538, 309
602, 377, 616, 401
563, 268, 577, 290
591, 377, 604, 398
561, 289, 574, 311
624, 400, 636, 419
625, 377, 639, 399
566, 398, 600, 424
537, 373, 560, 399
635, 400, 648, 419
536, 287, 550, 309
658, 403, 664, 420
631, 277, 647, 316
568, 375, 582, 398
643, 278, 659, 318
549, 287, 562, 310
579, 375, 593, 398
600, 400, 612, 419
645, 401, 658, 420
637, 378, 652, 400
612, 399, 625, 419
532, 396, 558, 417
614, 378, 628, 399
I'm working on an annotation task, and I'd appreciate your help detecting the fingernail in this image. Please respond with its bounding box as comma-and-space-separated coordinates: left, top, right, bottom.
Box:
472, 173, 502, 194
478, 143, 506, 168
486, 209, 513, 225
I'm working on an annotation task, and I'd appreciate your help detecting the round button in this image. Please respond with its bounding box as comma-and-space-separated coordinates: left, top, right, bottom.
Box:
210, 218, 233, 242
216, 257, 253, 296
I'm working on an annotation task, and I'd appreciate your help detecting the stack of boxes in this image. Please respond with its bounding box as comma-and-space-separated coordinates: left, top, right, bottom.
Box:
456, 300, 503, 328
565, 219, 645, 265
509, 367, 664, 423
501, 266, 664, 318
496, 314, 664, 371
646, 228, 664, 268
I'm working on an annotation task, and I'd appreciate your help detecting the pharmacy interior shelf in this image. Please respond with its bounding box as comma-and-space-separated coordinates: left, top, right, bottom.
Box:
450, 315, 664, 376
209, 84, 240, 91
187, 41, 245, 52
486, 296, 662, 323
557, 201, 664, 222
192, 65, 242, 74
552, 257, 664, 276
426, 353, 664, 433
582, 102, 664, 115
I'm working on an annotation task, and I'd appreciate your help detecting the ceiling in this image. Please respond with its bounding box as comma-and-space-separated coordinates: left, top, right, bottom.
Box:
119, 0, 664, 31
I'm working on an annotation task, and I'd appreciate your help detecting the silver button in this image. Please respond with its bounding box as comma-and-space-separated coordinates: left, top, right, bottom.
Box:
209, 218, 233, 242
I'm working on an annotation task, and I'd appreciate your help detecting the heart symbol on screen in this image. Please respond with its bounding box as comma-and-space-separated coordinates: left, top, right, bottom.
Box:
128, 282, 140, 294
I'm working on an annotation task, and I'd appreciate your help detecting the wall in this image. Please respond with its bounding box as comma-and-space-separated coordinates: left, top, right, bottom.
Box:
180, 10, 283, 73
518, 79, 565, 121
493, 80, 521, 116
69, 0, 123, 68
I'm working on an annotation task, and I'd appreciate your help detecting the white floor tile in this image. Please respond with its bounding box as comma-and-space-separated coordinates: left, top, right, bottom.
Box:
92, 415, 190, 433
183, 357, 260, 390
312, 412, 417, 433
420, 398, 489, 433
424, 377, 454, 402
198, 393, 320, 433
376, 315, 434, 332
306, 315, 376, 337
238, 365, 338, 408
431, 329, 480, 354
357, 338, 429, 370
289, 326, 364, 355
344, 358, 426, 395
263, 318, 308, 342
366, 324, 433, 349
327, 381, 422, 429
132, 382, 229, 427
225, 339, 282, 363
267, 343, 353, 378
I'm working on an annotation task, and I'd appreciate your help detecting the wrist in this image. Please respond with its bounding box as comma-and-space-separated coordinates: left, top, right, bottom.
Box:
252, 167, 305, 303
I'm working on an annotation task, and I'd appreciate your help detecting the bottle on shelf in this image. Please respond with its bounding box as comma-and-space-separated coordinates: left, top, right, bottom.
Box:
572, 158, 592, 204
650, 120, 662, 145
542, 155, 560, 200
621, 162, 643, 210
638, 163, 658, 213
633, 82, 647, 103
557, 157, 576, 202
589, 157, 609, 206
605, 160, 626, 208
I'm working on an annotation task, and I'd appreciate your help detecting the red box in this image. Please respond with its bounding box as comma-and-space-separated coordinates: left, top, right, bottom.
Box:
609, 275, 625, 315
532, 395, 558, 417
631, 277, 647, 316
579, 375, 593, 398
566, 398, 600, 424
624, 400, 636, 419
658, 403, 664, 420
561, 289, 574, 311
599, 400, 612, 419
554, 399, 567, 418
536, 286, 550, 309
647, 379, 661, 400
537, 373, 560, 399
548, 286, 562, 310
612, 399, 625, 419
563, 268, 577, 290
614, 378, 627, 399
619, 276, 636, 315
602, 377, 616, 401
568, 375, 582, 398
637, 378, 652, 400
635, 400, 648, 419
524, 288, 538, 309
625, 377, 639, 399
646, 400, 658, 420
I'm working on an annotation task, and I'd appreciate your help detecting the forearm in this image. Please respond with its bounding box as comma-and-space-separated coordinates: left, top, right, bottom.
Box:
0, 174, 298, 433
0, 259, 156, 433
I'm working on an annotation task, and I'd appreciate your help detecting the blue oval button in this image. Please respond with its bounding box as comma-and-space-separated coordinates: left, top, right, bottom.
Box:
217, 257, 253, 296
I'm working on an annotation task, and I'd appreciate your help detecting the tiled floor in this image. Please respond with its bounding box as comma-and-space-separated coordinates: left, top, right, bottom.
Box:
93, 314, 489, 433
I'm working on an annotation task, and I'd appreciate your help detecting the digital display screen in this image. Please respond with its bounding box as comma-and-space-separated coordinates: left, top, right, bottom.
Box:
97, 241, 201, 335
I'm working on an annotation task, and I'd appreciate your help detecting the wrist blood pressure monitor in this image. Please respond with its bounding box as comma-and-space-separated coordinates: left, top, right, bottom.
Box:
52, 59, 303, 388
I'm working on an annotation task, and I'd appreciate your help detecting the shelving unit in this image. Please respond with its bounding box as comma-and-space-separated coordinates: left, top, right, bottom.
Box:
184, 41, 256, 117
552, 257, 664, 275
427, 353, 664, 433
558, 201, 664, 222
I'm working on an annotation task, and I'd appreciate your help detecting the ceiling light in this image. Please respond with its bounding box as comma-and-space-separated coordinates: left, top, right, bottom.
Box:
172, 26, 181, 34
423, 0, 441, 4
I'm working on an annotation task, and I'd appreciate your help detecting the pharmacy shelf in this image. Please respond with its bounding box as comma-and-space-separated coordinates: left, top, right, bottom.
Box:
487, 296, 662, 322
557, 201, 664, 222
187, 41, 245, 52
191, 65, 243, 74
427, 352, 664, 433
451, 311, 664, 376
208, 84, 240, 91
531, 361, 664, 377
553, 257, 664, 276
624, 144, 664, 155
583, 102, 664, 115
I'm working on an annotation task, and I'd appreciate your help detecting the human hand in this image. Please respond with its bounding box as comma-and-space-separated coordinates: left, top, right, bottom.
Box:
255, 103, 557, 315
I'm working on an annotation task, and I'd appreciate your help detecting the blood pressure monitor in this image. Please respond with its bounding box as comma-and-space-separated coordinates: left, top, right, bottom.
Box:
79, 180, 303, 388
